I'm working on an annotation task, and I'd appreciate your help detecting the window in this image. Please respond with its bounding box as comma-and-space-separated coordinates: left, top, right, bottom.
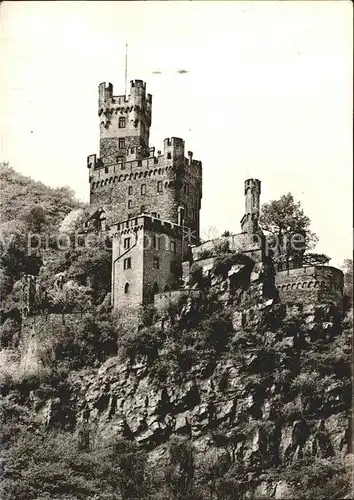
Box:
123, 257, 131, 270
137, 160, 142, 167
128, 186, 133, 195
116, 156, 123, 164
141, 184, 146, 195
124, 283, 129, 293
157, 181, 163, 192
127, 214, 132, 220
124, 237, 130, 249
128, 200, 132, 209
140, 205, 146, 213
119, 117, 126, 128
105, 167, 109, 174
170, 240, 176, 253
153, 256, 159, 269
154, 235, 159, 250
184, 184, 189, 195
167, 152, 172, 159
119, 138, 125, 149
170, 261, 177, 273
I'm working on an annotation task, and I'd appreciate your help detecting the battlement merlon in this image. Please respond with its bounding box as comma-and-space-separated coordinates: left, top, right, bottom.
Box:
98, 80, 152, 108
111, 213, 183, 238
88, 141, 202, 177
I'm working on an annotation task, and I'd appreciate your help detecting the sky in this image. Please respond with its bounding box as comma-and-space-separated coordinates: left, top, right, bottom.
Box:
0, 1, 352, 267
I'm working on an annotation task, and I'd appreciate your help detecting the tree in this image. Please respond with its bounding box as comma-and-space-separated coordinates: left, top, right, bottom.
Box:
59, 208, 86, 234
260, 193, 318, 265
50, 281, 91, 323
341, 258, 353, 308
24, 205, 47, 233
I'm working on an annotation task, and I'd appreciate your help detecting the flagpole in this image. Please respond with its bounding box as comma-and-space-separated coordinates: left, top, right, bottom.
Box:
125, 43, 128, 100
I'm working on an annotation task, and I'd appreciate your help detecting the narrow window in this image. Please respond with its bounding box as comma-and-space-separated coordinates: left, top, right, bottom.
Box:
124, 257, 131, 270
170, 240, 176, 253
124, 283, 129, 293
128, 186, 133, 195
167, 152, 172, 160
119, 138, 125, 149
116, 155, 123, 164
153, 256, 159, 269
128, 200, 132, 209
154, 235, 159, 250
157, 181, 163, 192
140, 205, 146, 213
141, 184, 146, 195
119, 117, 126, 128
124, 237, 130, 249
137, 160, 142, 167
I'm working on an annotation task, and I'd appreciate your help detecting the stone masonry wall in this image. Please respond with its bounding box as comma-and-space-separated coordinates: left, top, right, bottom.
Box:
191, 233, 263, 262
275, 265, 343, 305
111, 215, 183, 312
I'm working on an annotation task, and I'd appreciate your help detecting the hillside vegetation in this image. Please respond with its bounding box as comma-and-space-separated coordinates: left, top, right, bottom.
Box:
0, 165, 352, 499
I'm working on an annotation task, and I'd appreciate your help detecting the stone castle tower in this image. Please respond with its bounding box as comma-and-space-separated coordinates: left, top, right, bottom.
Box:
87, 80, 202, 244
240, 178, 261, 234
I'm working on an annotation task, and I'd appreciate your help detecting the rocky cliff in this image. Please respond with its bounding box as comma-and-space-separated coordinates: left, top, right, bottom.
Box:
6, 255, 350, 499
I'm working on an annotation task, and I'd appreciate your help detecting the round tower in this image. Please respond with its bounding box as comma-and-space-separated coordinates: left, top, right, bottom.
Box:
241, 178, 261, 233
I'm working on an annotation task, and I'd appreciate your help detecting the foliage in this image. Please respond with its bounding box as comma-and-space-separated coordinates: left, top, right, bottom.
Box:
59, 208, 87, 234
212, 252, 254, 278
0, 163, 85, 307
198, 248, 213, 259
303, 252, 331, 266
54, 313, 118, 369
0, 422, 150, 500
341, 258, 353, 309
281, 456, 352, 499
0, 163, 84, 230
189, 263, 210, 290
164, 438, 197, 500
260, 192, 318, 260
212, 238, 230, 255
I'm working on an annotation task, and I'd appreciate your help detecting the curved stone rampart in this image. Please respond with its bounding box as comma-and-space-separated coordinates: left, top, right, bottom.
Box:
275, 265, 343, 305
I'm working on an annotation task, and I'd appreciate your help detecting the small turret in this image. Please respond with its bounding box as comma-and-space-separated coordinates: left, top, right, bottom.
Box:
241, 178, 261, 234
98, 82, 113, 106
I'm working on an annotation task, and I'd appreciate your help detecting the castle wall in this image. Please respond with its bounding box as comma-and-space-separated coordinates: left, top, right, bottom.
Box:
275, 265, 343, 305
191, 233, 264, 262
111, 215, 183, 312
89, 148, 202, 240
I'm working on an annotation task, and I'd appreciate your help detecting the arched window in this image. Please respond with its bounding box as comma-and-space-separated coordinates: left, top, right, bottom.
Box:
157, 181, 163, 192
124, 283, 129, 293
141, 184, 146, 195
152, 282, 159, 295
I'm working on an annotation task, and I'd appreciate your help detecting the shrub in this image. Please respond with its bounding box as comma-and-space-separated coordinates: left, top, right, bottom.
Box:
212, 238, 230, 255
198, 248, 213, 259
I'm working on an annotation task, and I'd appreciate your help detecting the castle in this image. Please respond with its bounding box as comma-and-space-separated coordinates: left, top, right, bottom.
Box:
84, 78, 344, 317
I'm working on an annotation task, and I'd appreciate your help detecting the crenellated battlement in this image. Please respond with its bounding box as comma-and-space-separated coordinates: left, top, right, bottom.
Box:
111, 213, 182, 238
275, 265, 344, 305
